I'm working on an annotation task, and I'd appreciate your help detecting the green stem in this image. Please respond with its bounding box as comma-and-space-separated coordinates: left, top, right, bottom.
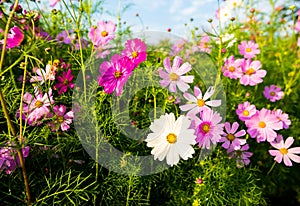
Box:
267, 161, 277, 175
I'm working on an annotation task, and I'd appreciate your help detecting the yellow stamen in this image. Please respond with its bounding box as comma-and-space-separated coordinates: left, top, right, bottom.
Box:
114, 71, 122, 78
243, 110, 249, 116
101, 30, 108, 37
279, 148, 288, 155
227, 133, 235, 141
270, 91, 275, 96
258, 121, 266, 128
246, 68, 255, 75
246, 48, 252, 52
131, 51, 138, 58
201, 123, 210, 133
57, 116, 64, 123
229, 66, 235, 72
197, 99, 205, 107
35, 100, 43, 108
167, 133, 177, 144
169, 73, 179, 81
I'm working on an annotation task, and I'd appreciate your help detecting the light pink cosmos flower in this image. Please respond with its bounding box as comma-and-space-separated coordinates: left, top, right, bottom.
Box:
221, 55, 243, 79
269, 137, 300, 166
159, 56, 194, 93
272, 109, 291, 129
199, 34, 211, 53
0, 26, 24, 49
121, 38, 147, 67
50, 0, 60, 7
30, 64, 57, 85
263, 85, 284, 102
48, 105, 74, 131
236, 101, 257, 121
98, 56, 134, 96
245, 108, 283, 143
227, 144, 253, 168
54, 69, 74, 94
170, 39, 187, 56
88, 20, 116, 46
219, 122, 246, 150
192, 108, 224, 149
238, 41, 260, 59
295, 20, 300, 32
180, 86, 221, 117
240, 59, 266, 86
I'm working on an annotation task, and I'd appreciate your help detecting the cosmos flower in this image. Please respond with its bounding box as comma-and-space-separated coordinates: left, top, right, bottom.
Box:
145, 113, 196, 166
245, 108, 283, 143
221, 55, 243, 79
263, 85, 284, 102
30, 64, 57, 85
159, 56, 194, 93
88, 20, 116, 46
238, 41, 260, 59
219, 122, 246, 150
227, 144, 253, 168
239, 59, 266, 86
179, 86, 221, 117
0, 26, 24, 49
48, 105, 74, 131
54, 69, 75, 94
56, 30, 73, 44
98, 56, 134, 96
50, 0, 60, 7
216, 7, 232, 23
272, 109, 291, 129
121, 38, 147, 67
170, 39, 187, 56
236, 101, 257, 121
269, 137, 300, 166
192, 108, 224, 149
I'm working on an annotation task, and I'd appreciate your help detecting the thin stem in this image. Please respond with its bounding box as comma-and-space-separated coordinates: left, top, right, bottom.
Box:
267, 161, 277, 175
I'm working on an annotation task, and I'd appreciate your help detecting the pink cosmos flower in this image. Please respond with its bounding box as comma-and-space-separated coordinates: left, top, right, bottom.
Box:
56, 30, 73, 44
121, 38, 147, 67
98, 56, 134, 96
227, 144, 253, 168
170, 39, 187, 56
54, 69, 74, 94
219, 122, 246, 150
199, 34, 211, 53
48, 105, 74, 131
159, 56, 194, 93
269, 137, 300, 166
88, 20, 116, 46
240, 59, 266, 86
221, 55, 243, 79
0, 26, 24, 49
192, 108, 224, 149
50, 0, 60, 7
245, 108, 283, 143
238, 41, 260, 59
30, 64, 57, 85
272, 109, 291, 129
295, 20, 300, 32
236, 101, 257, 121
0, 143, 30, 174
263, 85, 284, 102
179, 86, 221, 117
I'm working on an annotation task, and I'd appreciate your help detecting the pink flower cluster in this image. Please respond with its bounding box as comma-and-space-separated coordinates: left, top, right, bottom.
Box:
0, 26, 24, 49
98, 38, 147, 96
0, 143, 30, 174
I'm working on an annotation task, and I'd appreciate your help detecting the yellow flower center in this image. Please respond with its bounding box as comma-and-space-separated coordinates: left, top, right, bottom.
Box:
203, 43, 208, 48
169, 73, 179, 81
63, 79, 69, 85
270, 91, 276, 96
166, 133, 177, 144
227, 133, 235, 141
35, 100, 43, 108
131, 51, 138, 58
243, 110, 249, 116
233, 2, 237, 7
279, 148, 288, 155
197, 99, 205, 107
101, 30, 108, 37
258, 121, 266, 128
201, 123, 210, 133
114, 71, 122, 78
246, 68, 255, 75
229, 66, 235, 72
57, 116, 64, 123
246, 47, 252, 52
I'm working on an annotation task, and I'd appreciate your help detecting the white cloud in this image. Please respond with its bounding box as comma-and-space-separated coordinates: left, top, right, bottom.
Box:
169, 0, 183, 14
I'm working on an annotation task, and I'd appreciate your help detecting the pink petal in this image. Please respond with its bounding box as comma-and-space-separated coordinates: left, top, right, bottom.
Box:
284, 137, 294, 148
171, 56, 183, 71
169, 81, 177, 93
289, 147, 300, 154
287, 153, 300, 163
180, 104, 196, 111
180, 75, 194, 83
205, 100, 221, 107
176, 80, 190, 92
203, 86, 215, 100
176, 62, 192, 75
183, 92, 197, 102
283, 155, 293, 166
163, 57, 172, 72
194, 86, 202, 98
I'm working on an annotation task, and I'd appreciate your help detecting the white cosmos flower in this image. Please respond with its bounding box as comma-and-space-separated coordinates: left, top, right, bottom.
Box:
145, 113, 196, 166
226, 0, 242, 9
216, 33, 236, 48
218, 7, 232, 23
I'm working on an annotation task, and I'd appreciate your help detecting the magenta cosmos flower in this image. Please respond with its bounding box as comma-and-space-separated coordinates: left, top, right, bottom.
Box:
30, 64, 57, 85
48, 105, 74, 131
121, 38, 147, 67
192, 108, 224, 149
222, 55, 243, 79
54, 69, 74, 94
98, 56, 134, 96
245, 108, 283, 143
227, 144, 253, 168
179, 86, 221, 117
0, 26, 24, 49
236, 101, 257, 121
238, 41, 260, 59
56, 30, 73, 44
240, 59, 266, 86
159, 56, 194, 93
269, 137, 300, 166
88, 20, 116, 46
263, 85, 284, 102
219, 122, 246, 150
272, 109, 291, 129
